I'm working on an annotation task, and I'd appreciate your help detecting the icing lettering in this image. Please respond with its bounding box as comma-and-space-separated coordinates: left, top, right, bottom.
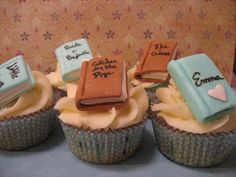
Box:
66, 50, 90, 60
91, 58, 117, 79
92, 58, 117, 67
93, 71, 114, 79
151, 42, 170, 56
0, 81, 4, 88
6, 62, 20, 79
64, 42, 82, 50
192, 72, 224, 87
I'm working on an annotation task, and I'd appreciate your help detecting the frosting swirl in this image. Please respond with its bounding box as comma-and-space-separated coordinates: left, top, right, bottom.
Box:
54, 84, 148, 130
151, 79, 235, 133
47, 63, 67, 91
0, 71, 53, 119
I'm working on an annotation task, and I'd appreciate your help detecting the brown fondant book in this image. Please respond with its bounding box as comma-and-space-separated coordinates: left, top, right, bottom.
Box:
135, 40, 177, 83
75, 56, 128, 111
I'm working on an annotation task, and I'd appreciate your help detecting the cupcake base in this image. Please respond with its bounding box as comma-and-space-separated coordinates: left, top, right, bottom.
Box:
151, 113, 236, 167
52, 87, 66, 104
60, 120, 146, 164
0, 106, 56, 150
145, 84, 163, 117
145, 82, 167, 98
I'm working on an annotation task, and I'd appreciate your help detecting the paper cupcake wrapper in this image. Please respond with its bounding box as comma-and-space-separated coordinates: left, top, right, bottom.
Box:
60, 120, 146, 164
52, 87, 66, 104
0, 105, 56, 150
151, 113, 236, 167
145, 87, 159, 106
145, 83, 166, 118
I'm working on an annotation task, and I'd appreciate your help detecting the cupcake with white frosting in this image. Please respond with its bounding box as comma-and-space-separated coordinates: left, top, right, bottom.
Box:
151, 79, 236, 167
0, 71, 56, 150
54, 83, 148, 163
150, 54, 236, 167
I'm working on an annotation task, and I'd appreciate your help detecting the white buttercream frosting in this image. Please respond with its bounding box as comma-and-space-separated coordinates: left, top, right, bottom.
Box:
151, 79, 235, 133
55, 84, 148, 130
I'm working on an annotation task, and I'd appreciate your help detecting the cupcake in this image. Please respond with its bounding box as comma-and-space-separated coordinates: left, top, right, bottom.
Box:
151, 54, 236, 167
54, 56, 148, 164
47, 38, 94, 102
129, 40, 177, 104
0, 56, 56, 150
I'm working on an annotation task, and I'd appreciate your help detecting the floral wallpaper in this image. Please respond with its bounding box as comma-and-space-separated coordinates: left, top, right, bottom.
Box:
0, 0, 235, 82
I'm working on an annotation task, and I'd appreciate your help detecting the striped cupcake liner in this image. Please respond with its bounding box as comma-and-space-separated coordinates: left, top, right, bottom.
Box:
145, 87, 159, 105
0, 105, 56, 150
145, 84, 162, 117
151, 113, 236, 167
52, 87, 66, 104
60, 119, 146, 164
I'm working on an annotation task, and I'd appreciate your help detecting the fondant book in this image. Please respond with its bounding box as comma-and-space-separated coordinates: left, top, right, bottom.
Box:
0, 56, 36, 107
168, 54, 236, 122
135, 40, 177, 83
55, 38, 93, 82
75, 56, 128, 111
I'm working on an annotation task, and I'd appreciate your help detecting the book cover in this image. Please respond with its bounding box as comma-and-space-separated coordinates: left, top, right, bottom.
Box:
55, 38, 93, 82
168, 54, 236, 122
75, 56, 128, 111
135, 40, 177, 82
0, 56, 35, 107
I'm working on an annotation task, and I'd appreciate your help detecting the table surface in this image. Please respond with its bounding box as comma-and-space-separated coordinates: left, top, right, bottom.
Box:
0, 119, 236, 177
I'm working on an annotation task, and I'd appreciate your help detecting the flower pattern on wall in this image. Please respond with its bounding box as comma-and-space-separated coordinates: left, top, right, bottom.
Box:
0, 0, 235, 82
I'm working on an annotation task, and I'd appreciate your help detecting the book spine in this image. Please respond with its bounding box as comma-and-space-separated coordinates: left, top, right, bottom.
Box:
55, 47, 66, 77
168, 61, 209, 122
140, 42, 152, 70
78, 61, 88, 99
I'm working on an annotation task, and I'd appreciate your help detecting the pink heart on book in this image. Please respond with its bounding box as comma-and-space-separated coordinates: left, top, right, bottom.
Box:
208, 84, 227, 102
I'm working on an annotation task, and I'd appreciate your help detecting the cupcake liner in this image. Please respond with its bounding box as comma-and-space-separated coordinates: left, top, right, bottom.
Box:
151, 113, 236, 167
144, 85, 161, 117
52, 87, 67, 104
60, 119, 146, 164
0, 105, 56, 150
144, 82, 167, 115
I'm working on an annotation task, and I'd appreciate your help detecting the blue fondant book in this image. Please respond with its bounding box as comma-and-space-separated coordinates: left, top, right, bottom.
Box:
55, 38, 93, 82
0, 56, 36, 107
168, 54, 236, 122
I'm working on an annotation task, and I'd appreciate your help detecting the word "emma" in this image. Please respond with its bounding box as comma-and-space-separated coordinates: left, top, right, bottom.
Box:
192, 72, 224, 87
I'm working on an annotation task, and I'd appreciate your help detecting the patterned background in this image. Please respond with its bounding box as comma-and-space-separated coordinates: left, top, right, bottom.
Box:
0, 0, 235, 82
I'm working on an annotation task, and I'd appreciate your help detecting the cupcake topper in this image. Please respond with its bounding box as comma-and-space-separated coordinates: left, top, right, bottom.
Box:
135, 40, 177, 83
168, 54, 236, 123
0, 55, 36, 107
55, 38, 93, 82
75, 56, 129, 111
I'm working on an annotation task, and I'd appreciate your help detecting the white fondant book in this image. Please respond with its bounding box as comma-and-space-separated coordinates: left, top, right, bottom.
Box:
55, 38, 93, 82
